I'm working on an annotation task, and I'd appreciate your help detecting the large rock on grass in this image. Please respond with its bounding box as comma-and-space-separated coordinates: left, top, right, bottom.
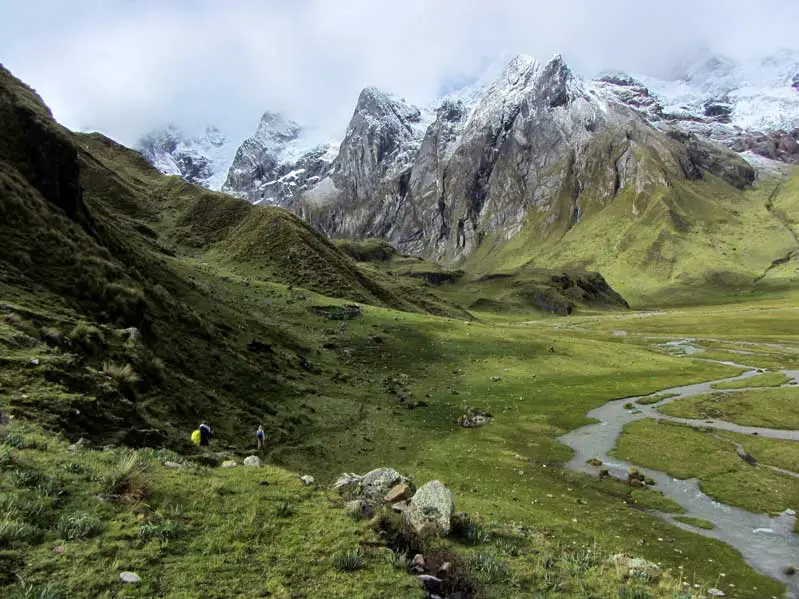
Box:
404, 480, 454, 535
361, 467, 408, 500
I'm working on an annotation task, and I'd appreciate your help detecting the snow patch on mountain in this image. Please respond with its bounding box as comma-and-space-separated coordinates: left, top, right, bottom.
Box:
136, 125, 238, 191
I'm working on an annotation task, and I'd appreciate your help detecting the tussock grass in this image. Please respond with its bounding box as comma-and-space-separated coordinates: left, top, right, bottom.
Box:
55, 512, 103, 540
101, 361, 140, 385
331, 548, 366, 572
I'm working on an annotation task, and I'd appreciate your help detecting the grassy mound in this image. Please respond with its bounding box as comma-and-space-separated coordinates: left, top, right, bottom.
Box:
659, 388, 799, 429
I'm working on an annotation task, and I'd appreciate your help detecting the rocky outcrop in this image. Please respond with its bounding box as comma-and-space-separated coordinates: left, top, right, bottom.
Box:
730, 129, 799, 165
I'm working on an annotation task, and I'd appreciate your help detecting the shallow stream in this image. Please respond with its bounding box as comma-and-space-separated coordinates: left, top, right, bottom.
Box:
559, 339, 799, 597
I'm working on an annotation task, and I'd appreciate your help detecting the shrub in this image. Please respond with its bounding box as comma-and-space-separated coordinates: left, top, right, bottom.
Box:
56, 512, 104, 540
69, 322, 105, 353
0, 520, 42, 546
470, 553, 510, 584
2, 433, 26, 448
331, 548, 366, 572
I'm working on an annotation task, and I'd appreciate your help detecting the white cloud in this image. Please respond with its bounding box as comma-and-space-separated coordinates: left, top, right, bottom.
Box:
2, 0, 798, 146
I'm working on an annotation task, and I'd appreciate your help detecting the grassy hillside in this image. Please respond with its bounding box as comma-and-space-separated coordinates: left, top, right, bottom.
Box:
462, 159, 799, 306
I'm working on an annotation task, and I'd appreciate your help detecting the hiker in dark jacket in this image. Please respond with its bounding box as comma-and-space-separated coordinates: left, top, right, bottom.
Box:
199, 421, 213, 446
256, 425, 265, 451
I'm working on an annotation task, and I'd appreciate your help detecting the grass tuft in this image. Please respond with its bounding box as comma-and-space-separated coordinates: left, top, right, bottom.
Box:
331, 548, 366, 572
56, 512, 103, 540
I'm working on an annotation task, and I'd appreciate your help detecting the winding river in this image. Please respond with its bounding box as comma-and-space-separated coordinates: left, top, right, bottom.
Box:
559, 340, 799, 597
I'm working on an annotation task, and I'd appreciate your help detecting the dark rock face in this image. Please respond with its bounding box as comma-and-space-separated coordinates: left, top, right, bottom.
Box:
730, 129, 799, 165
703, 98, 733, 122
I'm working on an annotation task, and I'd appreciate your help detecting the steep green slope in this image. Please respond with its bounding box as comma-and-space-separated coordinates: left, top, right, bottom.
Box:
463, 169, 799, 306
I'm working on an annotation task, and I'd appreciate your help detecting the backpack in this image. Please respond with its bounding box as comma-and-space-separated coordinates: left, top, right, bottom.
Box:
191, 429, 201, 446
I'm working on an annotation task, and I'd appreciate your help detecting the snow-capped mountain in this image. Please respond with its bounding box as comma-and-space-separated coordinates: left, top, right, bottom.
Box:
221, 111, 339, 206
596, 49, 799, 164
136, 124, 238, 190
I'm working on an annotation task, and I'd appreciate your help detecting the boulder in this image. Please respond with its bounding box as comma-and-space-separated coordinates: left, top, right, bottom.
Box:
404, 480, 454, 535
243, 456, 261, 467
119, 572, 141, 584
361, 468, 407, 500
221, 460, 237, 468
707, 589, 725, 597
300, 475, 316, 486
384, 483, 413, 503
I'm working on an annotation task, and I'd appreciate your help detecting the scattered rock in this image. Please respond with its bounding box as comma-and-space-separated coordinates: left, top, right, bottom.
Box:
437, 562, 452, 577
163, 461, 183, 469
405, 480, 454, 536
586, 458, 603, 467
707, 589, 725, 597
410, 553, 426, 573
310, 304, 362, 321
783, 565, 796, 576
490, 376, 502, 382
300, 475, 316, 486
67, 438, 91, 453
345, 500, 373, 521
29, 358, 39, 366
243, 456, 262, 467
53, 546, 65, 555
458, 408, 492, 428
119, 572, 141, 584
608, 554, 661, 582
416, 574, 443, 594
221, 460, 237, 468
384, 483, 413, 503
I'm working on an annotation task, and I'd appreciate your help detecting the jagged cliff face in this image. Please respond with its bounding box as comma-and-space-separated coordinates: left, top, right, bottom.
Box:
284, 55, 754, 263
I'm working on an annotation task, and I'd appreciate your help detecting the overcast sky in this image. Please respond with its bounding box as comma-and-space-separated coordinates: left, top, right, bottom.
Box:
2, 0, 798, 146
